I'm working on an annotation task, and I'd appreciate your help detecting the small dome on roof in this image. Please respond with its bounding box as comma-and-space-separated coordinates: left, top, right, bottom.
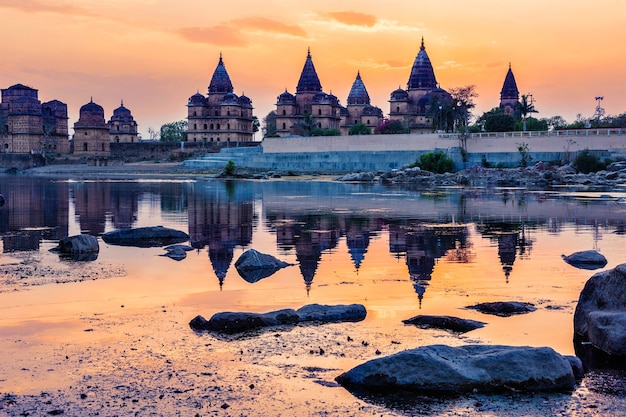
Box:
390, 88, 409, 101
277, 90, 295, 104
221, 92, 239, 105
362, 105, 383, 117
188, 92, 207, 106
238, 94, 252, 107
80, 99, 104, 115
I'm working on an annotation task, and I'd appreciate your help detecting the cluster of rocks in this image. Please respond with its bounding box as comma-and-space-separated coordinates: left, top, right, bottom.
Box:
190, 303, 367, 334
336, 161, 626, 189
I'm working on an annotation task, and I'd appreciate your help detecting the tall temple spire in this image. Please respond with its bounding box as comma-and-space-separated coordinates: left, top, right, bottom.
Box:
208, 54, 234, 94
347, 71, 371, 105
407, 37, 438, 90
296, 48, 322, 94
500, 63, 519, 100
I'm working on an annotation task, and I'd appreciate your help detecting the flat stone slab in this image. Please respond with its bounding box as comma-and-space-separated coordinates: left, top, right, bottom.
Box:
562, 250, 608, 270
102, 226, 189, 248
402, 315, 486, 333
466, 301, 537, 317
335, 344, 580, 394
190, 303, 367, 334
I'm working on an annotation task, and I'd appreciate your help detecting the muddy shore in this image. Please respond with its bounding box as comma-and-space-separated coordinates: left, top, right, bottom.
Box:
2, 162, 626, 416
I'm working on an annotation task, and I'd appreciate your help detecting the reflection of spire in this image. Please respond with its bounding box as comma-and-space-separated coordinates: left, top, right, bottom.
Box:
209, 244, 234, 290
498, 232, 518, 283
295, 233, 322, 294
413, 281, 426, 309
346, 229, 370, 271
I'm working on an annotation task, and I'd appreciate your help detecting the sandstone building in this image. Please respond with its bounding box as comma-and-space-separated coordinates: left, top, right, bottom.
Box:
108, 101, 139, 143
388, 38, 453, 132
187, 55, 255, 145
275, 49, 383, 136
73, 98, 110, 164
0, 83, 69, 154
499, 64, 520, 115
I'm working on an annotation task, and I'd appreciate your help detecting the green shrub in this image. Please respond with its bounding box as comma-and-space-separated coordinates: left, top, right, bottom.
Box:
224, 160, 236, 176
573, 149, 605, 174
413, 151, 454, 174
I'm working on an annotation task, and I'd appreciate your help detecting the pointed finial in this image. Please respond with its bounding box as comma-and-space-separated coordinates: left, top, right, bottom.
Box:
120, 99, 124, 107
509, 62, 512, 70
90, 96, 93, 103
420, 36, 425, 50
307, 46, 311, 57
219, 52, 223, 64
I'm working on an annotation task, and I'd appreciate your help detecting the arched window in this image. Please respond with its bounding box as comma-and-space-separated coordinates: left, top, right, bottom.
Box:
193, 111, 197, 116
318, 109, 322, 115
115, 136, 120, 143
83, 143, 88, 151
101, 143, 105, 151
282, 109, 286, 115
282, 123, 286, 129
210, 137, 214, 142
210, 124, 214, 130
214, 110, 219, 116
367, 119, 370, 125
227, 110, 231, 116
396, 106, 400, 113
203, 124, 207, 130
217, 124, 220, 130
227, 123, 230, 129
193, 123, 197, 129
354, 119, 358, 124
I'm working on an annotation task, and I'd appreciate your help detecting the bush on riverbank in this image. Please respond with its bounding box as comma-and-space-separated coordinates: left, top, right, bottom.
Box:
411, 151, 454, 174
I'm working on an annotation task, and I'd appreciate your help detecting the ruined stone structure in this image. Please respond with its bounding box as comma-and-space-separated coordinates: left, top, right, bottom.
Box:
0, 83, 69, 154
499, 64, 520, 115
388, 38, 452, 132
73, 99, 110, 164
275, 49, 383, 137
187, 54, 255, 145
108, 101, 138, 143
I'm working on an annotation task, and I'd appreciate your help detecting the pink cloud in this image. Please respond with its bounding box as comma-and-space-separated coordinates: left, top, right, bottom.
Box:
320, 11, 377, 27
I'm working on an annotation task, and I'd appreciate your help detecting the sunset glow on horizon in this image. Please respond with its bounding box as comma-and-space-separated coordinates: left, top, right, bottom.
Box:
1, 0, 624, 138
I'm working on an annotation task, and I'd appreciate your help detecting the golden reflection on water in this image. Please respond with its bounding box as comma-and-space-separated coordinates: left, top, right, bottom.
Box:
1, 177, 625, 396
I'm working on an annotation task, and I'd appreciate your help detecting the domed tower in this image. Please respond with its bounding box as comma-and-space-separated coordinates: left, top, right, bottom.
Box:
499, 63, 520, 115
73, 98, 110, 163
275, 48, 343, 136
108, 101, 138, 143
343, 71, 383, 134
187, 54, 255, 145
388, 38, 450, 132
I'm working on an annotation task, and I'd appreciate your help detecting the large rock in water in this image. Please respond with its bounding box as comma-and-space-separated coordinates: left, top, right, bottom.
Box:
562, 250, 608, 270
465, 301, 537, 317
574, 264, 626, 367
190, 303, 367, 334
102, 226, 189, 247
335, 344, 580, 393
58, 234, 99, 254
234, 249, 292, 283
402, 315, 486, 333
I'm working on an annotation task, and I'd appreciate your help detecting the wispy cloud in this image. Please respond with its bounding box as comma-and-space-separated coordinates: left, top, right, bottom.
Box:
177, 17, 307, 46
177, 26, 248, 47
319, 11, 377, 27
0, 0, 97, 17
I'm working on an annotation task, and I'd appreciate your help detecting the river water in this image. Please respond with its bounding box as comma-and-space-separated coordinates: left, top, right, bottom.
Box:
1, 176, 625, 356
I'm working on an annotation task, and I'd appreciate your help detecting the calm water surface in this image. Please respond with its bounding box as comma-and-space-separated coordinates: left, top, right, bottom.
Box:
2, 176, 626, 356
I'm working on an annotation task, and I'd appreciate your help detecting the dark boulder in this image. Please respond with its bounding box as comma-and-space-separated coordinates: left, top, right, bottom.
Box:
562, 250, 608, 270
102, 226, 189, 247
335, 344, 579, 394
402, 315, 486, 333
190, 309, 299, 334
574, 264, 626, 368
234, 249, 292, 283
190, 303, 367, 334
58, 234, 99, 254
296, 304, 367, 323
466, 301, 537, 317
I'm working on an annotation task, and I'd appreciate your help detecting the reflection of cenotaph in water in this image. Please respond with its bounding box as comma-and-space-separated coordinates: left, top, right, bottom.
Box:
389, 221, 469, 307
187, 182, 253, 289
477, 222, 533, 283
0, 177, 69, 252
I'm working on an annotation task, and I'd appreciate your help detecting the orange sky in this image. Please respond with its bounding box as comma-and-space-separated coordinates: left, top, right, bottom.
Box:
1, 0, 624, 138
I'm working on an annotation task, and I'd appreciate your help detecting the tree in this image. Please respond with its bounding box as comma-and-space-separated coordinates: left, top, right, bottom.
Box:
518, 94, 537, 132
449, 85, 478, 132
252, 116, 260, 134
263, 111, 278, 137
412, 151, 455, 173
349, 123, 372, 135
374, 119, 409, 134
514, 117, 548, 132
479, 108, 516, 132
294, 113, 317, 136
147, 127, 159, 140
547, 116, 567, 130
160, 120, 187, 142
